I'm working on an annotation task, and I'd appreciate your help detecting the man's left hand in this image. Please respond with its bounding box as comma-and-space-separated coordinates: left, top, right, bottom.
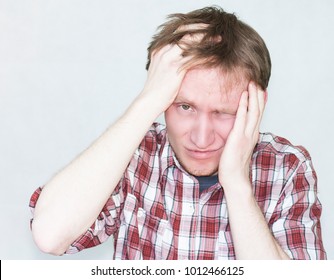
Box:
218, 82, 266, 190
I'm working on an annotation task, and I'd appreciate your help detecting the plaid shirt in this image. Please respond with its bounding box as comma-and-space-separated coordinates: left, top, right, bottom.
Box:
29, 123, 326, 259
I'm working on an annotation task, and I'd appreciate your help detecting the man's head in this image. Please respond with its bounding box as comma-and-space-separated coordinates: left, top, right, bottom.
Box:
149, 6, 270, 176
165, 66, 250, 176
147, 6, 271, 90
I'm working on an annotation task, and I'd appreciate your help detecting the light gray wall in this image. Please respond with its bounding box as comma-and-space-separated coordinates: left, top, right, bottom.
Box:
1, 0, 333, 259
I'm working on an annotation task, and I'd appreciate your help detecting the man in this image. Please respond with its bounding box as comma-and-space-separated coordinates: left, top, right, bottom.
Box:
29, 6, 326, 259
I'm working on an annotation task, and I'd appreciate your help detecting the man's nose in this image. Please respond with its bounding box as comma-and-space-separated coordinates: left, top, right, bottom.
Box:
190, 115, 215, 149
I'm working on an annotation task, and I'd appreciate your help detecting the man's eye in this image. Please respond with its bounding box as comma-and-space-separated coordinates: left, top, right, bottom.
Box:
181, 104, 191, 110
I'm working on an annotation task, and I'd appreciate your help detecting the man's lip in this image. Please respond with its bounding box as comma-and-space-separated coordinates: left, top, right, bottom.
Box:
185, 148, 220, 159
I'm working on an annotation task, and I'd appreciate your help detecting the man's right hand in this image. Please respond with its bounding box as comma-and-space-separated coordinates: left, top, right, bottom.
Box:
139, 43, 190, 115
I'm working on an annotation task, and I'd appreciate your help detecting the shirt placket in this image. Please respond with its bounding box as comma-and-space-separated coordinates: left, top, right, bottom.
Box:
178, 173, 200, 260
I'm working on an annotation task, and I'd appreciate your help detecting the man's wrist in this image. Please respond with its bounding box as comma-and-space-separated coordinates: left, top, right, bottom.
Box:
136, 90, 167, 119
122, 93, 164, 126
221, 176, 253, 199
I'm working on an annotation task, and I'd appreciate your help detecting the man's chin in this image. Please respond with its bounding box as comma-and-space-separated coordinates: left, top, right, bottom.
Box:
175, 154, 219, 177
183, 166, 218, 177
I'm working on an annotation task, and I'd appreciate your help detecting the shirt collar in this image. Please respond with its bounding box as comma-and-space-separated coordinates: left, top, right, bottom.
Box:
159, 131, 176, 173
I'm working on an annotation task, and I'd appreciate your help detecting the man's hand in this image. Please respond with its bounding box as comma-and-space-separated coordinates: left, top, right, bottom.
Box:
217, 84, 289, 259
139, 44, 190, 116
139, 24, 206, 116
218, 82, 266, 190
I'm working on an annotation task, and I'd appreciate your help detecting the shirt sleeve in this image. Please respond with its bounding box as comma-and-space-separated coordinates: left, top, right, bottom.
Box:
29, 174, 128, 255
29, 125, 163, 255
270, 156, 327, 259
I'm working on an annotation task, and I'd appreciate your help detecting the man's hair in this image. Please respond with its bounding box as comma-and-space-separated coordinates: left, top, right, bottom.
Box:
146, 6, 271, 89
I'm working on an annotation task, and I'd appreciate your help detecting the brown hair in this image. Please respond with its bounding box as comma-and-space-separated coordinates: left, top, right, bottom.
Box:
146, 6, 271, 89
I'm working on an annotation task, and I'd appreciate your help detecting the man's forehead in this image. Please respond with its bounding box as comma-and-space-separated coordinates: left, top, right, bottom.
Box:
182, 67, 249, 94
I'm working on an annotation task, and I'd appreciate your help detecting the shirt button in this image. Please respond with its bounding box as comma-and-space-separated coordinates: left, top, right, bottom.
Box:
182, 204, 195, 215
137, 210, 144, 218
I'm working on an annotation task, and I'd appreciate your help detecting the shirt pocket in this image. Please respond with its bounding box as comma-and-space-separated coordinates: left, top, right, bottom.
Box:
137, 206, 170, 259
215, 230, 235, 259
122, 193, 170, 259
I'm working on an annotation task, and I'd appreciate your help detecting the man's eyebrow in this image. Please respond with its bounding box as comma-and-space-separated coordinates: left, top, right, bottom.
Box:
173, 96, 194, 104
174, 96, 237, 114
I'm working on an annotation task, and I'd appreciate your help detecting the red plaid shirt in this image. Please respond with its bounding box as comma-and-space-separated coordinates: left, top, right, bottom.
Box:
29, 123, 326, 259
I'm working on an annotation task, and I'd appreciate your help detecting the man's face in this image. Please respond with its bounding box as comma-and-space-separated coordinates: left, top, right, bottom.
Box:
165, 67, 248, 177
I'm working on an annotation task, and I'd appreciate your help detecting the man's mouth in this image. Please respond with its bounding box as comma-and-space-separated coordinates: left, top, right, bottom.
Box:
185, 148, 220, 160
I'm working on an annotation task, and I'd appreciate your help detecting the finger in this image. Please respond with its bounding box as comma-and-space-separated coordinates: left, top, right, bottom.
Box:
232, 90, 249, 133
164, 43, 197, 72
176, 24, 207, 50
175, 24, 208, 42
150, 44, 183, 67
180, 32, 205, 44
159, 44, 181, 57
245, 82, 260, 135
175, 23, 209, 33
256, 88, 266, 128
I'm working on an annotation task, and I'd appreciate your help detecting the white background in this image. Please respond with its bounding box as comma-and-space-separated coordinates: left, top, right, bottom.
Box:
1, 0, 333, 259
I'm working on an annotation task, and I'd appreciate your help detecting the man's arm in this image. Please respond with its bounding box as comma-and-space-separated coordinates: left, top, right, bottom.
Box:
219, 83, 290, 259
32, 44, 188, 255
